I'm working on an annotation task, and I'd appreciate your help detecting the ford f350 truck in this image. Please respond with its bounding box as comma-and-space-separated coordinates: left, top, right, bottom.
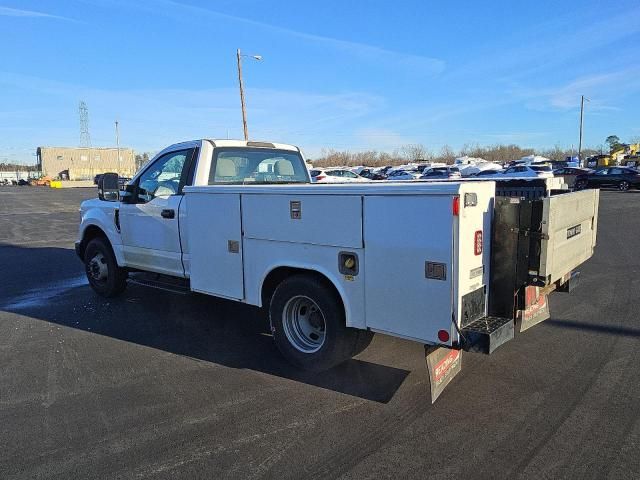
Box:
77, 139, 599, 401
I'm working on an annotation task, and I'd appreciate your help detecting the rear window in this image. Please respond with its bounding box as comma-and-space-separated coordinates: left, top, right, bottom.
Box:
208, 148, 309, 184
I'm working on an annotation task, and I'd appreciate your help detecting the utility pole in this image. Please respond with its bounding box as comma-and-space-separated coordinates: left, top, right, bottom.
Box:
115, 120, 121, 177
237, 49, 249, 141
236, 49, 262, 141
578, 95, 589, 167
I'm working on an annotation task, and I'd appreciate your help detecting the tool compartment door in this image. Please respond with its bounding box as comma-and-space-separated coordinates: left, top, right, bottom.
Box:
363, 195, 454, 344
186, 192, 244, 300
539, 188, 599, 284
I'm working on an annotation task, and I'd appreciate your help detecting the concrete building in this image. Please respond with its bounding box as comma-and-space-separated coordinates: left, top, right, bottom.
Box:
36, 146, 137, 180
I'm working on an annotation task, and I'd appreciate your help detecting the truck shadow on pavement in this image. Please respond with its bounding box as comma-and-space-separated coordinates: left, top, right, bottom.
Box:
544, 318, 640, 338
0, 244, 410, 404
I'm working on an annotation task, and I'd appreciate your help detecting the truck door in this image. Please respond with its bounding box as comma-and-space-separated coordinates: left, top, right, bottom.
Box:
119, 148, 196, 277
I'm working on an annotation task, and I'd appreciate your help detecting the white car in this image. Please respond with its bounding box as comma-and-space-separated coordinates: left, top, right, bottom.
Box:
385, 169, 417, 181
484, 165, 553, 178
310, 168, 368, 183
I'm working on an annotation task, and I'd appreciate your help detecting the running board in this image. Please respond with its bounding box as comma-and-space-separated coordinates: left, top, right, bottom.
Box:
128, 273, 191, 295
461, 316, 514, 354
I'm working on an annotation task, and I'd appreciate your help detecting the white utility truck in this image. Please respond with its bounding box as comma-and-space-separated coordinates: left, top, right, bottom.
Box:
77, 140, 599, 401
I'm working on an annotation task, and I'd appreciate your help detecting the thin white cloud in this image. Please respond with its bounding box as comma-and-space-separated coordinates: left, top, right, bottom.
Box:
136, 0, 445, 75
509, 67, 640, 113
0, 72, 384, 158
448, 6, 640, 81
0, 5, 73, 21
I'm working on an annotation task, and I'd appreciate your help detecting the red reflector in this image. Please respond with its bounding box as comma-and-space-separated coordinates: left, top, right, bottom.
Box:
438, 329, 450, 342
452, 196, 460, 216
474, 230, 483, 255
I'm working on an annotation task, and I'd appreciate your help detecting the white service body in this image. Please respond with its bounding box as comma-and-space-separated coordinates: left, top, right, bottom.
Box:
184, 181, 494, 346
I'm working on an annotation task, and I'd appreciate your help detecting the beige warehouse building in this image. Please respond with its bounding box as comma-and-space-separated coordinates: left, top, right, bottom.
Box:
36, 146, 137, 180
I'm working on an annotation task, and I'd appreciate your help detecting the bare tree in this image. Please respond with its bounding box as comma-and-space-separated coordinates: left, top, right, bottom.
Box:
400, 144, 430, 162
435, 145, 456, 164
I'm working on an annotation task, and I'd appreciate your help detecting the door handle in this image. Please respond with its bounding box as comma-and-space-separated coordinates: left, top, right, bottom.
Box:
161, 209, 175, 219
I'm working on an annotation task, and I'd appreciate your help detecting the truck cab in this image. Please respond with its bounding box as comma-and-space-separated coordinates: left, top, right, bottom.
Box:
77, 140, 310, 280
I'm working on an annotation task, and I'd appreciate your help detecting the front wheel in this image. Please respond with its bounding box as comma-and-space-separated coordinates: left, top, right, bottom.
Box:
269, 274, 361, 372
619, 181, 630, 191
84, 237, 127, 297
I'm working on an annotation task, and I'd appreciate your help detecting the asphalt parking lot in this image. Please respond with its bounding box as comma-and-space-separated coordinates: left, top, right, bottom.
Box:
1, 186, 639, 479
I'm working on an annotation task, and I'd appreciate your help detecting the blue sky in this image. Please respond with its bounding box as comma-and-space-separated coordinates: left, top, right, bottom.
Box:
1, 0, 639, 163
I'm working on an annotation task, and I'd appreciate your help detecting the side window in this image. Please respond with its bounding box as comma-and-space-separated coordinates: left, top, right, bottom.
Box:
610, 168, 623, 175
344, 171, 358, 178
137, 149, 191, 203
595, 169, 608, 176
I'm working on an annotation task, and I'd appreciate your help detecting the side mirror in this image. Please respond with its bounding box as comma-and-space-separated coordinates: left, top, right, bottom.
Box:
119, 183, 137, 204
98, 172, 120, 202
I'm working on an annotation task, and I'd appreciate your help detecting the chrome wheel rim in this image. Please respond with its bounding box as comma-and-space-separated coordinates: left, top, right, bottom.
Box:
620, 181, 629, 191
282, 295, 326, 353
87, 252, 108, 283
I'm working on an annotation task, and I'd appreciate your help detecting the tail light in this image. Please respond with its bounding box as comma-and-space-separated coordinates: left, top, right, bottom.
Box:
452, 196, 460, 216
438, 329, 450, 342
474, 230, 482, 255
315, 175, 326, 182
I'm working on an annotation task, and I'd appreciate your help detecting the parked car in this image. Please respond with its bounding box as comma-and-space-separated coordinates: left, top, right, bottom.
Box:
487, 164, 553, 178
553, 167, 592, 175
310, 168, 368, 183
575, 167, 640, 191
553, 167, 593, 188
473, 169, 504, 177
358, 169, 386, 180
419, 166, 462, 180
385, 169, 417, 181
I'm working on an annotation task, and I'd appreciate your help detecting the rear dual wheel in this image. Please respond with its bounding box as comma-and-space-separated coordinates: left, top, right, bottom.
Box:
269, 274, 373, 372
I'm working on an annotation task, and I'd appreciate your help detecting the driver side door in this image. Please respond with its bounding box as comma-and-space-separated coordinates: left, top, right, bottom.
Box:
119, 148, 195, 277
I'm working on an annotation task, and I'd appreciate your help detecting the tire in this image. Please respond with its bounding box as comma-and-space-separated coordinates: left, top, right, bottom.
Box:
84, 237, 127, 297
619, 181, 630, 191
575, 180, 587, 190
269, 274, 360, 372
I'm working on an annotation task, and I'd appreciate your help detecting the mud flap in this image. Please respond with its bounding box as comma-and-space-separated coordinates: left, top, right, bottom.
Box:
425, 346, 462, 403
516, 285, 551, 332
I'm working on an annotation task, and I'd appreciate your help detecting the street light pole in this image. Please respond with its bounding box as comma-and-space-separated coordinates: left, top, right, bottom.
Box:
236, 49, 262, 141
115, 120, 121, 176
578, 95, 590, 167
237, 49, 248, 141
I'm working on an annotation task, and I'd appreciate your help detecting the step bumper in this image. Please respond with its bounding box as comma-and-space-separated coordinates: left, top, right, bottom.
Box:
461, 316, 514, 354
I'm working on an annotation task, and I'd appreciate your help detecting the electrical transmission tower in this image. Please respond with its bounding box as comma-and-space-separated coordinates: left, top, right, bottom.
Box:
79, 101, 91, 148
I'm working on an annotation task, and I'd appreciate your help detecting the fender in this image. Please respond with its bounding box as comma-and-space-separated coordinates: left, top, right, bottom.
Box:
256, 260, 366, 330
78, 199, 125, 266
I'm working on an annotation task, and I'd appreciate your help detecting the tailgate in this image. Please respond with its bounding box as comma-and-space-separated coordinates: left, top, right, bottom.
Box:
539, 189, 599, 284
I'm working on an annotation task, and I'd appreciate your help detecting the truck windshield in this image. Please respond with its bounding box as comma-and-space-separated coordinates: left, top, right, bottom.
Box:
208, 148, 309, 185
